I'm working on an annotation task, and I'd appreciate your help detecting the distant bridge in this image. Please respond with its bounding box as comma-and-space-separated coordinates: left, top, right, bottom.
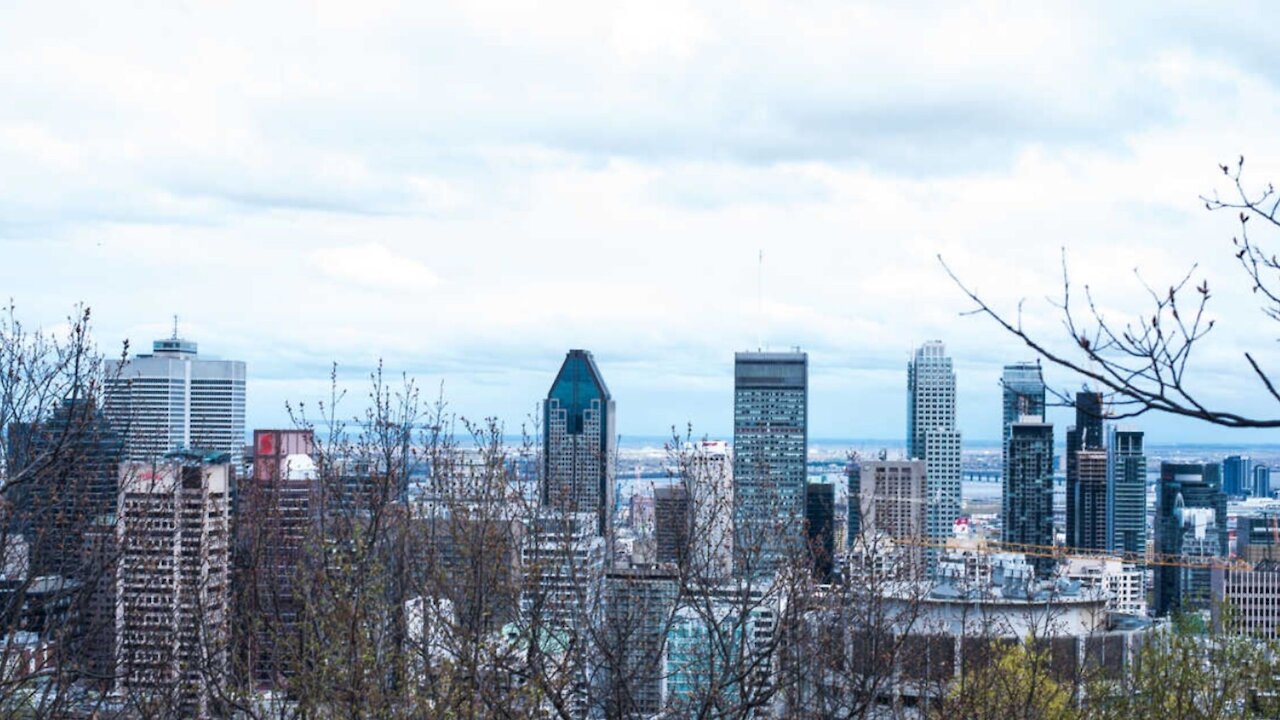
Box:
963, 470, 1001, 483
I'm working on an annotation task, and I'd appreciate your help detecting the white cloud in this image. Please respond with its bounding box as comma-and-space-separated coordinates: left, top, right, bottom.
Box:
310, 243, 440, 293
1, 2, 1280, 443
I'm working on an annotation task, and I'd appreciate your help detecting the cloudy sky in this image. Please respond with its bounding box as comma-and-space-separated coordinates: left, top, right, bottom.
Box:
3, 1, 1280, 444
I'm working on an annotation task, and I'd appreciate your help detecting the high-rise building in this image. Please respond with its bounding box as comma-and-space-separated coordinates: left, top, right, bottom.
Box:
805, 481, 836, 582
1066, 392, 1104, 550
237, 429, 317, 688
104, 335, 246, 464
1213, 560, 1280, 639
733, 351, 808, 574
1224, 455, 1253, 497
543, 349, 616, 539
1237, 514, 1280, 565
1001, 362, 1046, 476
1255, 465, 1273, 498
5, 397, 122, 578
654, 484, 690, 567
907, 342, 962, 550
601, 566, 678, 718
685, 440, 733, 579
520, 511, 605, 716
1105, 426, 1146, 555
116, 451, 231, 718
852, 460, 927, 543
1074, 449, 1108, 551
1003, 421, 1055, 573
1154, 462, 1227, 616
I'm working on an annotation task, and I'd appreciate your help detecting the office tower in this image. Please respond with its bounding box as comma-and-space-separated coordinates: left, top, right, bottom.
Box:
1074, 449, 1108, 551
1154, 462, 1227, 616
846, 460, 863, 542
1223, 455, 1253, 497
654, 485, 690, 567
685, 440, 733, 579
1004, 421, 1054, 573
237, 429, 317, 688
1237, 514, 1280, 564
104, 335, 247, 464
805, 481, 836, 582
1213, 561, 1280, 639
543, 349, 616, 539
5, 397, 122, 578
853, 460, 927, 543
1106, 426, 1146, 554
116, 451, 231, 718
852, 459, 927, 576
521, 511, 605, 716
907, 342, 962, 549
1001, 362, 1046, 479
1255, 466, 1273, 498
733, 351, 808, 574
1065, 392, 1104, 549
601, 566, 678, 718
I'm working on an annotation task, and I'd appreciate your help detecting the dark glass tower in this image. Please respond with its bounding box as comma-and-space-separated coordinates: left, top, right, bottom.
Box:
543, 349, 616, 538
806, 481, 836, 583
654, 484, 690, 567
1223, 455, 1252, 497
1106, 427, 1146, 554
1001, 362, 1046, 467
733, 351, 808, 574
1154, 462, 1227, 616
1066, 391, 1104, 549
1004, 421, 1055, 574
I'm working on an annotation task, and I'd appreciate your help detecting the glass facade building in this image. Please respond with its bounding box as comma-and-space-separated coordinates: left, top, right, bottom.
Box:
1003, 421, 1055, 574
1066, 391, 1105, 550
1154, 462, 1227, 616
543, 349, 616, 538
1106, 426, 1146, 555
733, 351, 808, 575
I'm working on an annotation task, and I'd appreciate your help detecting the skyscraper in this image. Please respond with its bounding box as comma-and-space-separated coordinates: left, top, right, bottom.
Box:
116, 451, 231, 718
654, 484, 690, 567
543, 349, 616, 538
1105, 426, 1146, 554
1256, 465, 1273, 499
852, 460, 927, 543
1154, 462, 1227, 616
104, 335, 246, 464
805, 481, 836, 582
1066, 391, 1104, 550
685, 440, 733, 579
237, 429, 318, 688
907, 342, 961, 549
1003, 421, 1055, 573
1223, 455, 1252, 497
733, 351, 808, 574
1001, 362, 1046, 474
601, 566, 678, 718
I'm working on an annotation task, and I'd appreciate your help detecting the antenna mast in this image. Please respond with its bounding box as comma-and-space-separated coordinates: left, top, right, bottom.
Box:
172, 314, 179, 340
756, 249, 763, 351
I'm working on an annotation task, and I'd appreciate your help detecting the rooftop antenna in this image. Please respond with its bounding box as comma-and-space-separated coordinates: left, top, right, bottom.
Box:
172, 314, 179, 340
756, 248, 763, 351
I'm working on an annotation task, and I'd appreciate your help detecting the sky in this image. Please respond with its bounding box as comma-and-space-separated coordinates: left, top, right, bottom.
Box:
3, 2, 1280, 445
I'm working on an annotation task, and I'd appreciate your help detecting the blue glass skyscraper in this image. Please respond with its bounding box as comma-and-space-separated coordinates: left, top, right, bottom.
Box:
543, 349, 616, 538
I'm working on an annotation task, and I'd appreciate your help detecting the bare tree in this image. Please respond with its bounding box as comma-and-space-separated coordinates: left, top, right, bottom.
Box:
942, 157, 1280, 426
